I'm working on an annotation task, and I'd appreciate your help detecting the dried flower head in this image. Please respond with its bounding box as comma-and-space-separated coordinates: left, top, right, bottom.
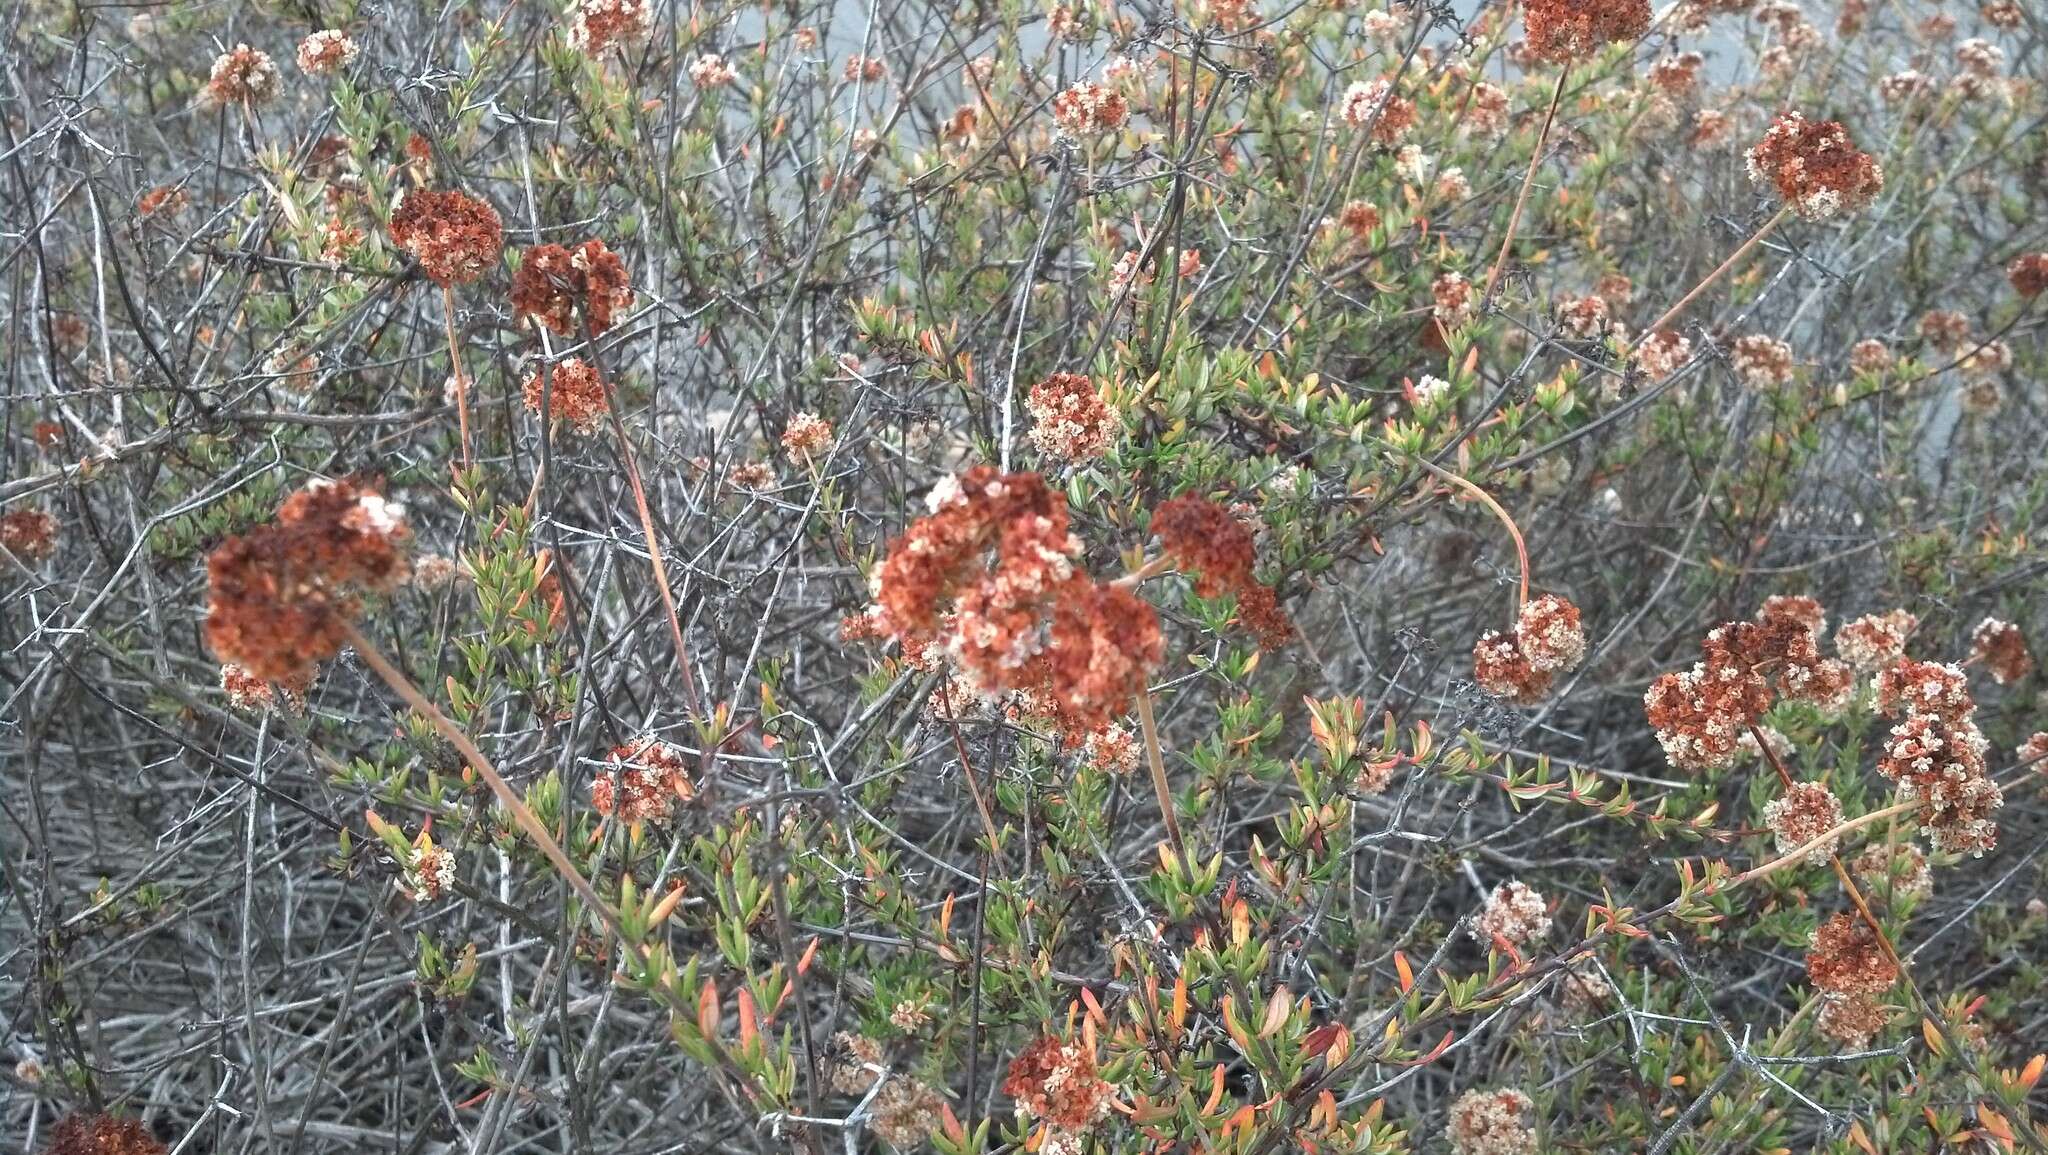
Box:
1969, 618, 2032, 685
568, 0, 652, 55
1026, 372, 1119, 461
1003, 1036, 1113, 1131
1835, 609, 1916, 673
1052, 81, 1129, 135
1446, 1088, 1539, 1155
1433, 271, 1475, 324
843, 54, 888, 83
296, 29, 358, 75
1152, 494, 1293, 647
511, 239, 633, 336
1816, 993, 1890, 1049
871, 1076, 945, 1147
781, 412, 835, 462
0, 508, 59, 562
204, 480, 411, 685
1471, 880, 1551, 949
1763, 780, 1844, 855
591, 734, 693, 825
1851, 840, 1931, 901
1083, 721, 1140, 775
1340, 78, 1416, 143
2007, 253, 2048, 298
1874, 659, 1972, 721
1633, 330, 1692, 382
204, 45, 280, 106
522, 358, 610, 435
689, 53, 737, 88
389, 189, 503, 286
45, 1113, 167, 1155
1849, 338, 1893, 374
1731, 334, 1796, 389
1745, 113, 1884, 220
825, 1032, 885, 1094
1806, 912, 1897, 996
1522, 0, 1651, 63
1644, 657, 1768, 771
1473, 630, 1555, 704
1649, 51, 1705, 92
1337, 200, 1381, 241
1879, 713, 2001, 855
1516, 593, 1586, 673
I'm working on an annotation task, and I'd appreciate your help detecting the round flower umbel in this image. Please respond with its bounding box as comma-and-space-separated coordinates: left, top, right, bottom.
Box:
511, 239, 633, 336
1522, 0, 1650, 62
591, 734, 693, 826
204, 45, 280, 107
1515, 593, 1586, 673
1446, 1088, 1540, 1155
295, 30, 357, 75
1002, 1036, 1114, 1135
1746, 112, 1885, 220
2008, 252, 2048, 298
389, 189, 503, 287
1807, 912, 1897, 997
522, 358, 610, 435
1835, 609, 1916, 673
1025, 372, 1119, 462
1474, 630, 1553, 704
1339, 78, 1416, 143
1968, 618, 2032, 685
1763, 780, 1845, 855
1151, 494, 1293, 648
1051, 82, 1128, 136
567, 0, 652, 56
873, 468, 1161, 733
204, 479, 411, 686
1471, 880, 1551, 951
0, 508, 58, 562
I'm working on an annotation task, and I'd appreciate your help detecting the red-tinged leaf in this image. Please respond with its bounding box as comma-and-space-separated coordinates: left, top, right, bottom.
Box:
1202, 1065, 1228, 1115
2019, 1053, 2045, 1089
736, 988, 759, 1049
1394, 951, 1415, 994
1301, 1024, 1342, 1059
796, 935, 820, 975
1401, 1030, 1455, 1067
1080, 986, 1108, 1028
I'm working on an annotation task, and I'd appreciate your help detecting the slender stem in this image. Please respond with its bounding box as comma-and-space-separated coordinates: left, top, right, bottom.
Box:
442, 285, 472, 469
1409, 455, 1529, 610
1135, 687, 1187, 861
938, 683, 1006, 855
341, 622, 626, 945
1483, 67, 1569, 301
1731, 799, 1917, 885
586, 339, 703, 716
1638, 205, 1793, 341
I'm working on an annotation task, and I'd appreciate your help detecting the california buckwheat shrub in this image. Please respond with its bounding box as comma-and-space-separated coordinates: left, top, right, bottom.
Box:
13, 0, 2047, 1149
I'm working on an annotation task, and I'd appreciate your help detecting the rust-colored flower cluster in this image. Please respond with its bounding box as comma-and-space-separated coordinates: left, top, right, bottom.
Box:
591, 734, 694, 825
221, 662, 310, 714
1026, 372, 1119, 461
511, 239, 633, 336
204, 45, 280, 106
1473, 594, 1586, 704
1875, 659, 2000, 856
1763, 779, 1843, 854
1731, 334, 1796, 389
1471, 880, 1550, 950
1745, 112, 1885, 220
1969, 617, 2032, 685
522, 358, 610, 435
1522, 0, 1650, 63
780, 412, 835, 462
567, 0, 651, 55
1340, 78, 1416, 143
1445, 1088, 1539, 1155
1002, 1036, 1114, 1134
1644, 605, 1855, 771
390, 189, 503, 287
1806, 911, 1896, 997
0, 508, 58, 562
2008, 252, 2048, 298
1052, 82, 1129, 136
1152, 494, 1293, 648
1834, 608, 1915, 673
296, 29, 357, 75
204, 479, 411, 685
872, 469, 1161, 734
45, 1113, 166, 1155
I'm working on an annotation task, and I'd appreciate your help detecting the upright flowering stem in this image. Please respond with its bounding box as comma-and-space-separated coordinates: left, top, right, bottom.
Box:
1410, 455, 1529, 610
585, 332, 702, 716
442, 285, 473, 468
1134, 688, 1187, 862
339, 622, 625, 943
1637, 205, 1793, 341
1483, 67, 1570, 302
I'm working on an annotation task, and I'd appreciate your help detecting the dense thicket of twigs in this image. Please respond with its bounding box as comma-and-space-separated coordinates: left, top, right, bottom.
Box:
4, 0, 2048, 1152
